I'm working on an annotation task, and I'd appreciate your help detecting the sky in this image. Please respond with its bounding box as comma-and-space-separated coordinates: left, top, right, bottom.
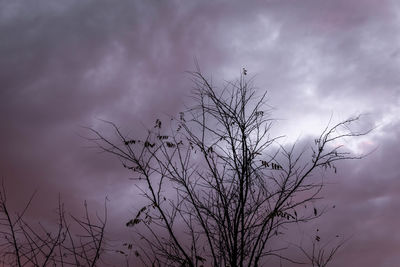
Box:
1, 0, 399, 266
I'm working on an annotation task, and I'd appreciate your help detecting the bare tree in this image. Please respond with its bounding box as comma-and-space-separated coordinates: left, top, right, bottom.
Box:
0, 182, 107, 266
90, 70, 369, 267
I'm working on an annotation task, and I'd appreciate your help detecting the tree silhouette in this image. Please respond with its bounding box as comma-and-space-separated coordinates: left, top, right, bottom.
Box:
90, 69, 369, 266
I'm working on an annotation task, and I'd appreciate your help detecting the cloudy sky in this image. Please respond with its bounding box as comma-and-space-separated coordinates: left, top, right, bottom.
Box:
1, 0, 399, 266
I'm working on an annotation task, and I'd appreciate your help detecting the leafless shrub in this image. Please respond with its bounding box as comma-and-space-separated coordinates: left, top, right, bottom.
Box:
0, 181, 107, 267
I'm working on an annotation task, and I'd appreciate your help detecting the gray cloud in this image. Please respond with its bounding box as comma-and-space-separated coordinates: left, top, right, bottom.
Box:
1, 0, 399, 265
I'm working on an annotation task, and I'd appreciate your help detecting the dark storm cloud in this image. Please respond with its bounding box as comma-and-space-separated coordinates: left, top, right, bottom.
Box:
206, 0, 399, 122
0, 0, 207, 194
1, 0, 399, 265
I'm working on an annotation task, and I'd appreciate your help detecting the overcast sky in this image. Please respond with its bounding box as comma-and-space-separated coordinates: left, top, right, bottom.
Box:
1, 0, 399, 266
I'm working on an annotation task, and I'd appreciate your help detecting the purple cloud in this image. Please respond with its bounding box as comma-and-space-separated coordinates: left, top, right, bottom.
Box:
0, 0, 399, 265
